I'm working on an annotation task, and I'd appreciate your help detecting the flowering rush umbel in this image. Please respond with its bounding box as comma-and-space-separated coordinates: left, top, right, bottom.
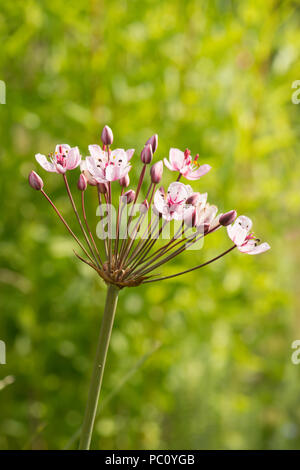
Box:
29, 124, 270, 449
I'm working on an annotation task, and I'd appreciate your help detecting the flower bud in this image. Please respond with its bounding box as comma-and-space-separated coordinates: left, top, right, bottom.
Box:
141, 144, 153, 164
98, 183, 107, 194
219, 210, 237, 226
140, 200, 149, 214
77, 173, 87, 191
124, 189, 135, 204
101, 125, 113, 146
150, 160, 163, 184
145, 134, 158, 153
119, 174, 130, 188
186, 192, 202, 206
28, 171, 44, 191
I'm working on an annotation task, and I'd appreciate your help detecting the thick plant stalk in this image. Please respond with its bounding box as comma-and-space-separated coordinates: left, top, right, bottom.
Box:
79, 284, 119, 450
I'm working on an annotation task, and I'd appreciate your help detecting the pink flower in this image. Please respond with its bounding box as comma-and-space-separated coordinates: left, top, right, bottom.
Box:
154, 182, 193, 221
197, 203, 220, 234
84, 145, 134, 183
35, 144, 81, 174
164, 148, 211, 180
227, 215, 270, 255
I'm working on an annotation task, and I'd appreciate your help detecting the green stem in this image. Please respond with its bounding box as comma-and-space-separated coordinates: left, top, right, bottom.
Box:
79, 284, 119, 450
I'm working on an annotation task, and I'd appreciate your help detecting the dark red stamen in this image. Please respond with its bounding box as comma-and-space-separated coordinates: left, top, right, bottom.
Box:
184, 149, 191, 159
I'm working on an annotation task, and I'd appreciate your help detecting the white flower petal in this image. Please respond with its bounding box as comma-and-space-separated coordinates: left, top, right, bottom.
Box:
35, 153, 56, 173
227, 215, 252, 245
169, 148, 185, 171
184, 164, 211, 180
126, 149, 135, 161
227, 224, 248, 245
110, 148, 128, 166
164, 158, 174, 171
167, 182, 190, 203
235, 215, 252, 232
240, 241, 271, 255
154, 187, 166, 214
55, 144, 70, 154
88, 145, 108, 164
66, 146, 81, 170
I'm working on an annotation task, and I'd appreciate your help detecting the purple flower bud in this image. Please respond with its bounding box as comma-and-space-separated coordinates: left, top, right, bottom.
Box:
28, 171, 44, 191
140, 200, 149, 214
119, 174, 130, 188
101, 125, 113, 146
77, 173, 87, 191
141, 144, 153, 164
124, 189, 135, 204
186, 192, 201, 206
219, 210, 237, 226
150, 160, 163, 184
145, 134, 158, 153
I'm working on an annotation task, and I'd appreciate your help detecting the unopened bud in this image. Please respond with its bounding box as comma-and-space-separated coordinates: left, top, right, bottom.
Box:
28, 171, 44, 191
145, 134, 158, 153
101, 125, 113, 146
124, 189, 135, 204
186, 192, 202, 206
219, 210, 237, 226
140, 200, 149, 214
119, 174, 130, 188
141, 144, 153, 164
77, 173, 87, 191
98, 183, 107, 194
150, 160, 163, 184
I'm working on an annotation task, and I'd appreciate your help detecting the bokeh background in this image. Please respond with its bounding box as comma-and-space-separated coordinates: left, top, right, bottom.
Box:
1, 0, 300, 450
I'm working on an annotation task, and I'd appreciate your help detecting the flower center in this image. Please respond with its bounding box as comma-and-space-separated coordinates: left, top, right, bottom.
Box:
242, 233, 259, 246
52, 146, 68, 167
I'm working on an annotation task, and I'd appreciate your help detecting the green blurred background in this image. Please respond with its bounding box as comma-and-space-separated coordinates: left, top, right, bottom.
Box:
1, 0, 300, 450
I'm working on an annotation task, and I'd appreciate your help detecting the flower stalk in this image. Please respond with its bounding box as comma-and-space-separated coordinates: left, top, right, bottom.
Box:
79, 283, 119, 450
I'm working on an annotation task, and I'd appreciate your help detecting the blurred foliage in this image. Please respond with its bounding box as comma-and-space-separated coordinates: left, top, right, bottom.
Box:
0, 0, 300, 450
